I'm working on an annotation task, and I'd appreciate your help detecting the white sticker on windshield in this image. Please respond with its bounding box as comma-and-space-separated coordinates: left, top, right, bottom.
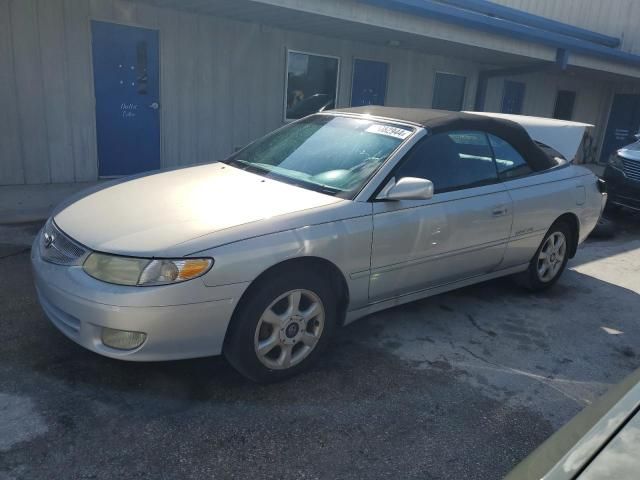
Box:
365, 124, 412, 140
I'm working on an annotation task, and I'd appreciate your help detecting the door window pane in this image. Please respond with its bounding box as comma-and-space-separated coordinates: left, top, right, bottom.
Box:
488, 134, 532, 179
501, 80, 526, 114
553, 90, 576, 120
395, 131, 497, 193
432, 73, 466, 111
286, 51, 339, 120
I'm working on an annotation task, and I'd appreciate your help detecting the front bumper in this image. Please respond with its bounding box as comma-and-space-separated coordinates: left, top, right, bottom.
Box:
31, 238, 249, 361
603, 166, 640, 211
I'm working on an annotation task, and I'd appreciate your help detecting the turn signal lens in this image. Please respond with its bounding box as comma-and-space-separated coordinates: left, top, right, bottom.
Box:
176, 259, 212, 280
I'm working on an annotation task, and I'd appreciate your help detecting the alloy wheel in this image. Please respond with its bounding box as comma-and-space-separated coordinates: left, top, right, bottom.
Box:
537, 232, 567, 282
253, 289, 325, 370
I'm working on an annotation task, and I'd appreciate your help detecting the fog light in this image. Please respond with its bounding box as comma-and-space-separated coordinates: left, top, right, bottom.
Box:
101, 327, 147, 350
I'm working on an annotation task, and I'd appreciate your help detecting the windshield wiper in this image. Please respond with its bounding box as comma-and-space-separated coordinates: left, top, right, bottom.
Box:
230, 159, 272, 173
228, 159, 341, 196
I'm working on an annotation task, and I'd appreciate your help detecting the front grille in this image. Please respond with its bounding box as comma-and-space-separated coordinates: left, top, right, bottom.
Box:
40, 220, 89, 266
622, 159, 640, 182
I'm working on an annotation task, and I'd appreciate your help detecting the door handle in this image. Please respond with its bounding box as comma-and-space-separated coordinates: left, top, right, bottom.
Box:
492, 206, 508, 217
149, 102, 159, 110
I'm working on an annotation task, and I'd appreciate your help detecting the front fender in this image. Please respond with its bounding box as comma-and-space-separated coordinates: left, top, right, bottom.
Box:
197, 213, 373, 311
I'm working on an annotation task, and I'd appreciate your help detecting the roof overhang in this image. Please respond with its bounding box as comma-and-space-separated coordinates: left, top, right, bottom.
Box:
360, 0, 640, 72
134, 0, 556, 65
135, 0, 640, 78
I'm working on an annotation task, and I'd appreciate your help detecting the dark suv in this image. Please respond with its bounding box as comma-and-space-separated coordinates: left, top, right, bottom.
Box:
604, 139, 640, 211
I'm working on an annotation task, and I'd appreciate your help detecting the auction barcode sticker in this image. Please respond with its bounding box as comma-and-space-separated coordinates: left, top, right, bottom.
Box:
365, 124, 413, 140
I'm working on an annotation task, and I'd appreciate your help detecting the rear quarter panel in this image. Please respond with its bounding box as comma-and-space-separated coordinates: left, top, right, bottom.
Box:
501, 165, 601, 268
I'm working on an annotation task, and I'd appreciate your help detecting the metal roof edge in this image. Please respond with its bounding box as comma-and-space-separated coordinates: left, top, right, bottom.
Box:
438, 0, 620, 48
360, 0, 640, 69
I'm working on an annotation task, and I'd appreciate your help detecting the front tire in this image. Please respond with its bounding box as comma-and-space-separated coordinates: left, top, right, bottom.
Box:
518, 221, 572, 291
223, 267, 337, 383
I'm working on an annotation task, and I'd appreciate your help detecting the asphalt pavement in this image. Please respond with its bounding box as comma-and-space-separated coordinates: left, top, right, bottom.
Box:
1, 212, 639, 480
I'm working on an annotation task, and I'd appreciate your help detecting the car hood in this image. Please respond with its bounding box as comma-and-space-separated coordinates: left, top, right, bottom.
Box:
54, 163, 343, 256
618, 143, 640, 161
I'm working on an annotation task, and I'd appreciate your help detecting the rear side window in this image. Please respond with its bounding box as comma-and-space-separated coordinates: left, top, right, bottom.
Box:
395, 131, 498, 193
489, 134, 533, 179
536, 141, 566, 165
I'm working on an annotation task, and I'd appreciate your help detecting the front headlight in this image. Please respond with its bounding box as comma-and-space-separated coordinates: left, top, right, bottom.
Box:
83, 253, 213, 286
608, 153, 624, 170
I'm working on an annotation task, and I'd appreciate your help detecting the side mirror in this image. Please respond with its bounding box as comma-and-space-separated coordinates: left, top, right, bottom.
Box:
379, 177, 434, 201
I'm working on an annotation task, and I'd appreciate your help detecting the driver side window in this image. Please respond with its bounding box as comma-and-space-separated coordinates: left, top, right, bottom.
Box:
394, 131, 498, 193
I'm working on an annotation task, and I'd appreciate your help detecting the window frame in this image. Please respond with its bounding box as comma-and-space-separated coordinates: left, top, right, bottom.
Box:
283, 49, 341, 123
432, 71, 467, 111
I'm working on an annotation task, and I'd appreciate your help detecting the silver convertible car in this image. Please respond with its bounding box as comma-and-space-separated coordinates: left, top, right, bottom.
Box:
32, 107, 607, 382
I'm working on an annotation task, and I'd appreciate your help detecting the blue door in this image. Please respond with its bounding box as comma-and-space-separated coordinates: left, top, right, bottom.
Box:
91, 21, 160, 177
501, 80, 525, 114
600, 94, 640, 163
351, 59, 388, 107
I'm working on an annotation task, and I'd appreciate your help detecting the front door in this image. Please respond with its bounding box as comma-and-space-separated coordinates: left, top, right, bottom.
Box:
600, 94, 640, 163
369, 131, 513, 301
91, 21, 160, 177
351, 59, 388, 107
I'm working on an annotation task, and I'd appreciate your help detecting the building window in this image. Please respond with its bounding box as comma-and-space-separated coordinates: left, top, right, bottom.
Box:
432, 72, 466, 111
285, 50, 340, 121
554, 90, 576, 120
501, 80, 526, 114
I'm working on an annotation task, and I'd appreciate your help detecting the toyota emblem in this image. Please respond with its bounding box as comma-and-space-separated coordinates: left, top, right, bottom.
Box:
43, 232, 55, 249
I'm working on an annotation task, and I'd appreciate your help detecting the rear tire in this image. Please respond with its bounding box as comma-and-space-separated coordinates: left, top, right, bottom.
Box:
517, 221, 572, 291
223, 267, 337, 383
604, 202, 621, 215
590, 216, 616, 239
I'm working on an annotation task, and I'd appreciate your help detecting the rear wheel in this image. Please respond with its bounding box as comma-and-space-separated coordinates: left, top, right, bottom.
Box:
223, 267, 337, 383
590, 216, 616, 239
518, 221, 572, 291
604, 202, 621, 215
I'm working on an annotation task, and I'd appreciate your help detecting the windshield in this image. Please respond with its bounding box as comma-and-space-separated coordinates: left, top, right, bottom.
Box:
222, 115, 414, 198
